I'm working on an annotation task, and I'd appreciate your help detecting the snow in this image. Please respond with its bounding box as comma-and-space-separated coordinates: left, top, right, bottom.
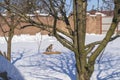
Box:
0, 56, 24, 80
88, 12, 107, 17
95, 12, 106, 16
0, 33, 120, 80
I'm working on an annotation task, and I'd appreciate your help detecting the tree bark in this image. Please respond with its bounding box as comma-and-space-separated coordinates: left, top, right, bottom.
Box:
73, 0, 90, 80
7, 37, 12, 61
75, 53, 90, 80
7, 29, 14, 61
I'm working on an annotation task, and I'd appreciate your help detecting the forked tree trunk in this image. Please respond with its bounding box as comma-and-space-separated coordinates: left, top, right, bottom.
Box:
73, 0, 90, 79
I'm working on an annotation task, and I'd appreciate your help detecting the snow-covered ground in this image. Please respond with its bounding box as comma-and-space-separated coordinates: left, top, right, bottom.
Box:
0, 33, 120, 80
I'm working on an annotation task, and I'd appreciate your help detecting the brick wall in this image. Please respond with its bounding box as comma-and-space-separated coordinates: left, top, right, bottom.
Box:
0, 14, 102, 36
86, 14, 101, 34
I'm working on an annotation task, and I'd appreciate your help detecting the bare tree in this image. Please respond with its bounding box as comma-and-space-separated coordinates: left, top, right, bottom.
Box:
4, 0, 120, 80
0, 0, 22, 61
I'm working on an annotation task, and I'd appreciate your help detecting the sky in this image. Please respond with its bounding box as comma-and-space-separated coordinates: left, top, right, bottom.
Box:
66, 0, 103, 12
87, 0, 103, 11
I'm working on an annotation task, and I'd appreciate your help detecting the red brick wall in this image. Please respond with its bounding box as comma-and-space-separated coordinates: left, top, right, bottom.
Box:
0, 14, 102, 36
86, 14, 101, 34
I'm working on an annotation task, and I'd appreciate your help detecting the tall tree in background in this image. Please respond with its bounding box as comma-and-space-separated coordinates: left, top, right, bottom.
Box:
0, 0, 120, 80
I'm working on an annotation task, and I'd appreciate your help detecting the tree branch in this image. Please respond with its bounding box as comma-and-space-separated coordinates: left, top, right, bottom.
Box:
55, 34, 74, 51
85, 34, 120, 55
0, 14, 11, 27
110, 34, 120, 41
0, 25, 8, 42
89, 22, 119, 66
86, 44, 95, 54
57, 33, 73, 47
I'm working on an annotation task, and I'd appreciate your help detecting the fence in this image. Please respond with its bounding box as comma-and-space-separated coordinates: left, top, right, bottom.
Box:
102, 16, 120, 34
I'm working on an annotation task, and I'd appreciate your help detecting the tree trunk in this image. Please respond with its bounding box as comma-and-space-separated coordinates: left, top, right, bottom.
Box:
73, 0, 90, 79
76, 55, 91, 80
7, 30, 14, 61
79, 73, 89, 80
7, 37, 12, 61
